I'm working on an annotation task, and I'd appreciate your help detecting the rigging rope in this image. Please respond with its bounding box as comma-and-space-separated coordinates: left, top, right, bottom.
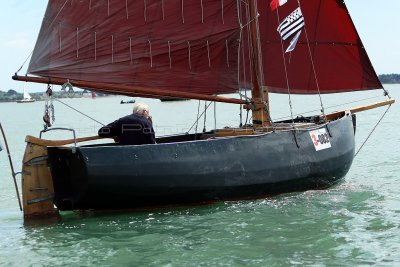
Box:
203, 101, 208, 132
237, 1, 246, 128
54, 98, 105, 126
245, 3, 254, 88
42, 83, 105, 129
273, 94, 387, 122
214, 101, 217, 131
15, 51, 34, 75
195, 100, 201, 134
186, 101, 212, 133
275, 9, 296, 126
354, 104, 392, 158
273, 1, 327, 127
296, 0, 326, 119
238, 29, 244, 127
245, 109, 250, 127
15, 0, 70, 75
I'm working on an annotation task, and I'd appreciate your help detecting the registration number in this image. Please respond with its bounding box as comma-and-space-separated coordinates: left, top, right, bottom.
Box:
309, 128, 331, 151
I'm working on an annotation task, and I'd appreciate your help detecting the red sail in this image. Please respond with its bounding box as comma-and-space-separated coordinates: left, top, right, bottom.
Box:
258, 0, 383, 94
28, 0, 241, 95
28, 0, 382, 96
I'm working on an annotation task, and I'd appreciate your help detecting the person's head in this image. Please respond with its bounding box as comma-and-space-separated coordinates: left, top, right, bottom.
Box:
133, 102, 150, 119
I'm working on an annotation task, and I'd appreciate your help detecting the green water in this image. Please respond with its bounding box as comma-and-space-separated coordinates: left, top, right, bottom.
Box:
0, 86, 399, 266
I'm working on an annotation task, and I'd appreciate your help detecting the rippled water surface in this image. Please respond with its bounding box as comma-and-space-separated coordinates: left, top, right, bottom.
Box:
0, 86, 399, 266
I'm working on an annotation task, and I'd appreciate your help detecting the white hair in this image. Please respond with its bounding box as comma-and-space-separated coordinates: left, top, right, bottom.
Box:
132, 102, 149, 116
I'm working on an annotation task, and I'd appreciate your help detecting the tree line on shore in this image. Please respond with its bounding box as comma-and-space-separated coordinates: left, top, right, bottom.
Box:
0, 89, 108, 102
378, 74, 400, 84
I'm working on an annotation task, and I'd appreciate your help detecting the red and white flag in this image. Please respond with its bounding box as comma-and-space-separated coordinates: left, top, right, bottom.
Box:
270, 0, 288, 11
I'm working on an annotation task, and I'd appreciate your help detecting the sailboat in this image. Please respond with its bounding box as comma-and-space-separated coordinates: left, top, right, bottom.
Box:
12, 0, 394, 217
16, 89, 35, 103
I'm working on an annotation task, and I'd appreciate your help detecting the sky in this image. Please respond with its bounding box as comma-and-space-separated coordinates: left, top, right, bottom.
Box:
1, 0, 399, 93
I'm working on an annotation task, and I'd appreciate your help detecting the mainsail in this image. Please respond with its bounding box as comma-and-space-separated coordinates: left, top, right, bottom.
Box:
27, 0, 382, 97
28, 0, 241, 96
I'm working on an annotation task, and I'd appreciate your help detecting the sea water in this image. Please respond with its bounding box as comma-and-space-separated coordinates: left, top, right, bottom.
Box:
0, 85, 399, 266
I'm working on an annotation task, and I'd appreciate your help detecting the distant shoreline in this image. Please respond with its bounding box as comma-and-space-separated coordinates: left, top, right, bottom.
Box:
379, 74, 400, 84
0, 90, 109, 103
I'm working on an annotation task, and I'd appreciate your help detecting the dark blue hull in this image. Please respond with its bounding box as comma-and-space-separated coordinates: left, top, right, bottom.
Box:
48, 113, 355, 210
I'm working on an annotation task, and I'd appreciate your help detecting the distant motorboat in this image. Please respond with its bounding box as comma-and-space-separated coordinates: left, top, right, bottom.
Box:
120, 99, 136, 104
159, 97, 189, 102
16, 89, 35, 103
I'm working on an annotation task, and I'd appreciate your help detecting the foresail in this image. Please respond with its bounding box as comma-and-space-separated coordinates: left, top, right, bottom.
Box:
28, 0, 241, 95
259, 0, 383, 94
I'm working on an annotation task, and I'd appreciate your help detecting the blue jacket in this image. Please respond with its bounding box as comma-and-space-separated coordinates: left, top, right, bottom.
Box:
98, 114, 156, 145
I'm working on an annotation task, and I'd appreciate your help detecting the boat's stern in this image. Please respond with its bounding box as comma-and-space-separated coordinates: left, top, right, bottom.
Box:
21, 136, 58, 218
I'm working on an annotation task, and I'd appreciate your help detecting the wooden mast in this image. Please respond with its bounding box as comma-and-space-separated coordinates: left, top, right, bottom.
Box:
248, 0, 271, 127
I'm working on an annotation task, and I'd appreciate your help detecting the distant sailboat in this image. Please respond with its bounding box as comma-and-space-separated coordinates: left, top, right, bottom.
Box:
16, 89, 35, 103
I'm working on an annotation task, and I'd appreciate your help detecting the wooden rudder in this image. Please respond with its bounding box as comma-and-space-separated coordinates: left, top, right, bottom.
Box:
22, 139, 58, 218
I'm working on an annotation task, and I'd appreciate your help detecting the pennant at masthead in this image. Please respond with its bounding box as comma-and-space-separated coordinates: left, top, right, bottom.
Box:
270, 0, 288, 11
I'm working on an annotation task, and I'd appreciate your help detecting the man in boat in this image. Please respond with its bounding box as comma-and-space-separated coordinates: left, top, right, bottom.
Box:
98, 102, 156, 145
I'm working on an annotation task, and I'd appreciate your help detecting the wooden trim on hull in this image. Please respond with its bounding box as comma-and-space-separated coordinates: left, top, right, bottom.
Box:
25, 135, 109, 147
